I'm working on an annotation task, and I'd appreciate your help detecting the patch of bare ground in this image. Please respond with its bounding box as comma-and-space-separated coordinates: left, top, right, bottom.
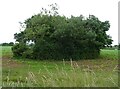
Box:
2, 58, 24, 68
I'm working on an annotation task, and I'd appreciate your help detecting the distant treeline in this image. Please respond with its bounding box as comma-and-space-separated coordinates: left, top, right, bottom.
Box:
104, 44, 120, 50
0, 42, 14, 46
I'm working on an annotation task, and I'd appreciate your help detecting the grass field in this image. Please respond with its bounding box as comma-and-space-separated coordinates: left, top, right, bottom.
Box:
100, 49, 118, 60
1, 46, 119, 87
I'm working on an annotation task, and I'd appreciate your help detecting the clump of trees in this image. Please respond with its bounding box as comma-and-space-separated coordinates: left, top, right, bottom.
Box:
0, 42, 14, 46
12, 4, 113, 60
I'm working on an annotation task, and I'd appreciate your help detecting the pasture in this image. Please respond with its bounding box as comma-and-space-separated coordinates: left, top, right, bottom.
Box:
1, 46, 119, 87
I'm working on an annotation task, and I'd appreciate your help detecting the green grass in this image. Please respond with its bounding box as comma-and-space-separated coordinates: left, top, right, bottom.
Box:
1, 46, 12, 58
2, 59, 118, 87
1, 46, 119, 87
99, 49, 118, 59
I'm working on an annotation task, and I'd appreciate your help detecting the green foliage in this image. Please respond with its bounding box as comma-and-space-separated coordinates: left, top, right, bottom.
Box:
12, 4, 113, 60
118, 43, 120, 50
1, 42, 14, 46
12, 43, 32, 58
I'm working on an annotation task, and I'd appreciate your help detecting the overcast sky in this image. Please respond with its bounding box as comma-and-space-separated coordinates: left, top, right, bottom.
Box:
0, 0, 119, 45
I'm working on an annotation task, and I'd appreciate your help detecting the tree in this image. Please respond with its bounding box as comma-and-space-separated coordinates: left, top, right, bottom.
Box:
1, 43, 9, 46
1, 42, 14, 46
12, 3, 113, 60
9, 42, 14, 46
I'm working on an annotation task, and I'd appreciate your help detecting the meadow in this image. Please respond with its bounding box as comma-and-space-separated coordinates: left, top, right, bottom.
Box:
1, 46, 119, 87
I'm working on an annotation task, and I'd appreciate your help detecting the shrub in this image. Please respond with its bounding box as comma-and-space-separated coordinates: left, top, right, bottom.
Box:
12, 43, 30, 57
12, 4, 112, 60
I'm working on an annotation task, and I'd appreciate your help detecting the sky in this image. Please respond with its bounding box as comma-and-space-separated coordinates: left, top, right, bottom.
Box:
0, 0, 119, 45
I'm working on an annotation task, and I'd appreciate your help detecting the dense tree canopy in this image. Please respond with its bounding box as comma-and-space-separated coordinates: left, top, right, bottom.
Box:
12, 4, 113, 60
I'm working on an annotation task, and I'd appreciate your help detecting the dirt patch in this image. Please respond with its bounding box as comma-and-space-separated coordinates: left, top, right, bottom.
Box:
2, 58, 24, 68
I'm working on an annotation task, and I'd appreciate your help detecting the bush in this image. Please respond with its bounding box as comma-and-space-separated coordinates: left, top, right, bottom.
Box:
12, 43, 31, 58
12, 4, 112, 60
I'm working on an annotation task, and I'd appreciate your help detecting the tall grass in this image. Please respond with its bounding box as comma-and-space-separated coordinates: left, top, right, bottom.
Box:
2, 59, 118, 87
1, 46, 119, 87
